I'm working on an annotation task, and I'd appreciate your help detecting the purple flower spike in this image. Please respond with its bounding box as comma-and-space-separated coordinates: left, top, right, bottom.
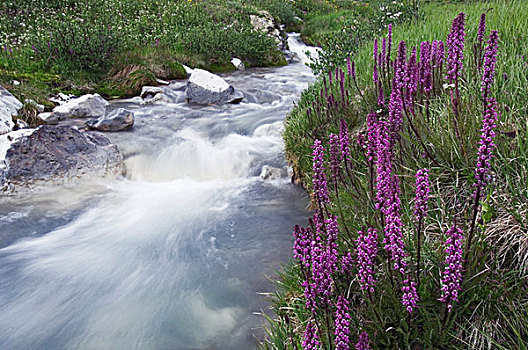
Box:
414, 168, 430, 221
481, 31, 500, 102
402, 277, 419, 313
355, 331, 370, 350
373, 39, 379, 85
329, 134, 341, 185
340, 119, 351, 162
420, 42, 433, 93
366, 113, 379, 162
312, 139, 330, 206
475, 31, 500, 193
446, 13, 466, 85
378, 84, 385, 107
387, 24, 393, 67
335, 295, 352, 350
439, 224, 464, 313
356, 228, 378, 293
303, 319, 321, 350
477, 13, 486, 45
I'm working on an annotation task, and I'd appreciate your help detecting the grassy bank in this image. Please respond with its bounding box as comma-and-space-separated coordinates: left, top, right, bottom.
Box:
0, 0, 293, 104
267, 0, 528, 348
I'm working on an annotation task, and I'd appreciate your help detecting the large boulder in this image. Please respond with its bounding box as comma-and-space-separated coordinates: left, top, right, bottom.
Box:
185, 69, 241, 105
0, 86, 23, 135
0, 125, 124, 193
250, 11, 282, 44
86, 108, 134, 132
52, 94, 108, 119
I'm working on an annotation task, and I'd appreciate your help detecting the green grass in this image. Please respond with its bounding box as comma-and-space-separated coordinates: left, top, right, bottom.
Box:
0, 0, 291, 101
271, 0, 528, 348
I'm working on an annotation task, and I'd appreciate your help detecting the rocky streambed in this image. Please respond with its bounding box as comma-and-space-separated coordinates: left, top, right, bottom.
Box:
0, 34, 318, 349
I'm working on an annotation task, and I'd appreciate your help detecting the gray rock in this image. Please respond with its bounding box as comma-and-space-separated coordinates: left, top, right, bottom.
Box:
185, 69, 236, 105
37, 112, 59, 125
231, 58, 245, 70
283, 50, 301, 63
140, 86, 163, 99
86, 108, 134, 132
0, 86, 23, 135
53, 94, 108, 119
0, 125, 124, 193
259, 165, 286, 181
227, 90, 244, 104
15, 119, 30, 130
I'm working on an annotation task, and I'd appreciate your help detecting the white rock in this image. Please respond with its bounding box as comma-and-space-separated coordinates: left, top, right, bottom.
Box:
140, 86, 163, 99
53, 94, 108, 119
12, 80, 20, 86
38, 112, 59, 125
0, 129, 36, 169
182, 65, 194, 76
189, 69, 230, 93
155, 78, 171, 85
231, 58, 245, 70
259, 165, 286, 181
185, 69, 235, 105
0, 86, 22, 135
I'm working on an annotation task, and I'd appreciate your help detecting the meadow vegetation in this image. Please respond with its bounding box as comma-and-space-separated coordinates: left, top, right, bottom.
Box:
265, 0, 528, 348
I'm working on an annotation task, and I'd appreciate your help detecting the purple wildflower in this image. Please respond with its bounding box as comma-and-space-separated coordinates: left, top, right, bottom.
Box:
303, 319, 321, 350
477, 13, 486, 45
356, 228, 378, 293
475, 31, 499, 193
340, 119, 351, 162
293, 225, 312, 269
329, 134, 341, 186
480, 31, 500, 102
373, 39, 379, 85
445, 13, 466, 116
378, 84, 385, 106
387, 24, 393, 68
414, 168, 430, 221
355, 331, 370, 350
375, 120, 392, 211
402, 277, 419, 313
446, 12, 466, 85
341, 251, 354, 274
439, 224, 464, 312
312, 139, 330, 206
366, 113, 379, 162
420, 41, 433, 93
383, 175, 408, 275
335, 295, 351, 350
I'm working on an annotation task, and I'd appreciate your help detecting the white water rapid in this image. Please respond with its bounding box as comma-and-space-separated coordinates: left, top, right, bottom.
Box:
0, 35, 316, 349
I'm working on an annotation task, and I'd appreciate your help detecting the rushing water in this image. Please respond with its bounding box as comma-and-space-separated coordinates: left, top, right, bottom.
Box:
0, 35, 317, 349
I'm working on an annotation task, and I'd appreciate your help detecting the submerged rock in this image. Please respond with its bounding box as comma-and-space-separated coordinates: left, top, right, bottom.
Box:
186, 69, 242, 105
86, 108, 134, 132
0, 86, 22, 135
53, 94, 108, 119
0, 125, 124, 193
259, 165, 287, 181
